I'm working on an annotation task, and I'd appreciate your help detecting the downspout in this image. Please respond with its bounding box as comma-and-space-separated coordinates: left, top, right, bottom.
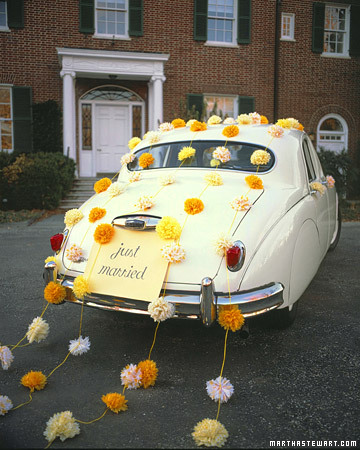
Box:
273, 0, 281, 122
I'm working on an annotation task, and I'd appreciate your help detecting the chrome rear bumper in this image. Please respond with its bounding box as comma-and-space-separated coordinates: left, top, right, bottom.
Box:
44, 262, 284, 326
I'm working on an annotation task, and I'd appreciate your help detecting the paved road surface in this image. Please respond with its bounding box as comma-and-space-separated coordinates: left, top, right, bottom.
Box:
0, 216, 359, 449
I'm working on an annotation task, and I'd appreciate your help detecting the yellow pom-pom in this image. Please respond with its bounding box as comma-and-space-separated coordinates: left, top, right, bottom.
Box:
137, 359, 158, 388
245, 174, 263, 189
94, 223, 115, 244
128, 137, 141, 150
44, 282, 66, 305
72, 275, 90, 300
139, 152, 154, 168
101, 393, 128, 413
178, 146, 196, 161
218, 305, 245, 332
192, 418, 229, 447
156, 216, 182, 240
94, 177, 111, 194
21, 370, 47, 392
184, 198, 204, 215
89, 207, 106, 223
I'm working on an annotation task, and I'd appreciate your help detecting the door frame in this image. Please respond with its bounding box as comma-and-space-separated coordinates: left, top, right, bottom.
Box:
79, 96, 145, 177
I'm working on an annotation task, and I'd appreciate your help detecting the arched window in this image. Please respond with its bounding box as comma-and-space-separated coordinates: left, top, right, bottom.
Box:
317, 114, 348, 153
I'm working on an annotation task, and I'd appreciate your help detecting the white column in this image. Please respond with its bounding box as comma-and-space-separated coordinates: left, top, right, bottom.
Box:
147, 78, 154, 131
151, 75, 166, 129
60, 70, 76, 164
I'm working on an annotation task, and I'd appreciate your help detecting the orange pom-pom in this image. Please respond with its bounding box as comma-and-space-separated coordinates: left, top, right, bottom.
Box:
245, 175, 263, 189
21, 370, 47, 392
171, 118, 186, 128
190, 121, 207, 132
94, 177, 111, 194
260, 115, 269, 124
137, 359, 158, 388
89, 207, 106, 223
102, 393, 128, 413
94, 223, 114, 244
297, 123, 304, 131
222, 125, 239, 138
139, 152, 155, 168
184, 198, 204, 215
218, 305, 245, 332
44, 281, 66, 304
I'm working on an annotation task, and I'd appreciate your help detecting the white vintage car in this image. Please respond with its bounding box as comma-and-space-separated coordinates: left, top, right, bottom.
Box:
44, 121, 340, 330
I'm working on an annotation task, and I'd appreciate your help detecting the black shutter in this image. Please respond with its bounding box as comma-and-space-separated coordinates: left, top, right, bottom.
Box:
7, 0, 24, 29
79, 0, 94, 34
350, 5, 360, 57
238, 96, 255, 114
312, 2, 325, 53
237, 0, 251, 44
129, 0, 143, 36
194, 0, 208, 41
12, 86, 33, 154
187, 94, 204, 119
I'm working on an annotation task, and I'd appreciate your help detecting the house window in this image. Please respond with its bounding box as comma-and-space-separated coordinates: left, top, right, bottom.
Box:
323, 4, 350, 56
204, 95, 237, 120
281, 13, 295, 40
207, 0, 237, 44
0, 86, 13, 151
95, 0, 128, 37
0, 1, 8, 29
317, 114, 348, 153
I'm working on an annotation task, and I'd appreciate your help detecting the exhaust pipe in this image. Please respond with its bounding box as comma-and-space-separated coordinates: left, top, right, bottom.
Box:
239, 323, 250, 339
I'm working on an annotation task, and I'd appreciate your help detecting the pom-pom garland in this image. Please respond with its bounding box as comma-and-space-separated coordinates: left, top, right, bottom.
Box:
218, 305, 245, 332
171, 118, 186, 128
192, 418, 229, 447
214, 233, 234, 257
148, 298, 175, 322
178, 146, 196, 161
89, 207, 106, 223
144, 131, 161, 144
21, 370, 47, 392
64, 209, 84, 228
121, 364, 142, 390
261, 115, 269, 124
268, 124, 284, 138
129, 171, 141, 182
159, 122, 174, 132
44, 282, 66, 305
204, 172, 223, 186
69, 336, 91, 356
156, 216, 182, 240
207, 115, 222, 125
134, 195, 154, 211
0, 346, 14, 370
206, 376, 234, 403
326, 175, 335, 188
249, 112, 261, 124
72, 275, 90, 300
94, 223, 115, 244
43, 411, 80, 443
161, 242, 186, 263
223, 117, 235, 124
107, 181, 127, 197
190, 121, 207, 132
139, 152, 155, 169
65, 244, 84, 262
26, 317, 49, 344
186, 119, 196, 127
184, 198, 204, 215
159, 174, 176, 185
94, 177, 112, 194
222, 125, 239, 138
137, 359, 158, 388
121, 152, 135, 165
250, 149, 271, 165
236, 114, 251, 125
245, 174, 264, 190
0, 395, 12, 416
213, 146, 230, 163
230, 195, 252, 211
128, 137, 141, 150
102, 392, 128, 413
310, 181, 326, 196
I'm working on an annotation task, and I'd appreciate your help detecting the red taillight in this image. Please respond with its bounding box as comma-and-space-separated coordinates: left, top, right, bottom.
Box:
50, 233, 64, 252
226, 246, 241, 267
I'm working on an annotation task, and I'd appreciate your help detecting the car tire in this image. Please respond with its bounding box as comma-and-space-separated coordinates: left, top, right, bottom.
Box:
266, 300, 299, 329
328, 204, 341, 252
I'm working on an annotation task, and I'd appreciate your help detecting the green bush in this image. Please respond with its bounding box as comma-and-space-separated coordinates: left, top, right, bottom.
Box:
32, 100, 63, 153
317, 148, 359, 198
1, 152, 75, 210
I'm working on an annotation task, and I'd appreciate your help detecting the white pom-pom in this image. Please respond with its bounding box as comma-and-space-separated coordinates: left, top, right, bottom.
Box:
69, 336, 90, 356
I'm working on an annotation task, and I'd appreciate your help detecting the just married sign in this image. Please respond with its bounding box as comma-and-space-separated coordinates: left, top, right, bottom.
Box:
84, 228, 168, 301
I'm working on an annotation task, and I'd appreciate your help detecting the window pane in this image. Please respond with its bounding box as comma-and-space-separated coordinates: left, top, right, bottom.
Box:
1, 120, 12, 134
216, 29, 224, 41
98, 10, 106, 20
107, 21, 115, 34
132, 105, 142, 138
97, 21, 106, 33
320, 118, 343, 132
225, 31, 232, 42
82, 104, 92, 150
0, 2, 6, 13
0, 88, 10, 103
107, 10, 115, 21
116, 22, 125, 35
1, 135, 12, 150
208, 29, 215, 41
0, 104, 11, 119
208, 18, 216, 29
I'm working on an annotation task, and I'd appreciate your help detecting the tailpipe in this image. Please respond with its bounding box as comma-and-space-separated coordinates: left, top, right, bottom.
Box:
239, 322, 250, 339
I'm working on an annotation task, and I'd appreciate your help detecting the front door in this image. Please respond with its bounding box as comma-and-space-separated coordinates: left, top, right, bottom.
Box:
94, 104, 130, 174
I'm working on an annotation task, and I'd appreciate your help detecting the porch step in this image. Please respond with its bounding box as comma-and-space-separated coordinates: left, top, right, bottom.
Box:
59, 177, 97, 212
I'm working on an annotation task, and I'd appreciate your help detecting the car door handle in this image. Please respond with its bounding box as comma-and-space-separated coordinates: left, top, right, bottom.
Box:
97, 148, 102, 152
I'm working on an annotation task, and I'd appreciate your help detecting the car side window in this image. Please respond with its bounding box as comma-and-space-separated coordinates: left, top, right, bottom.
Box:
302, 139, 316, 182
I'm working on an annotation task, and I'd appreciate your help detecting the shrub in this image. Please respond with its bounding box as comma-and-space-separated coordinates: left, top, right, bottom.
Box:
317, 148, 359, 199
1, 152, 75, 210
32, 100, 63, 153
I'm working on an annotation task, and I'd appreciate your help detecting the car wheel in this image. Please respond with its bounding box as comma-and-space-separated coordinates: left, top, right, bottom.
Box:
328, 204, 341, 252
266, 300, 299, 329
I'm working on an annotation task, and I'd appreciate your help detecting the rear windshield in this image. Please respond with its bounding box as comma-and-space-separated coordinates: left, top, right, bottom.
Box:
128, 140, 275, 172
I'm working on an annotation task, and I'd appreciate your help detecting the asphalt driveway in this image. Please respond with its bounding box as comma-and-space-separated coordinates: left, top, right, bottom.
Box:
0, 215, 359, 449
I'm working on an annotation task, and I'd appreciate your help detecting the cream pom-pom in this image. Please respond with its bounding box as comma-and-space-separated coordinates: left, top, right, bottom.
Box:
236, 114, 251, 125
129, 171, 142, 183
186, 119, 197, 127
206, 376, 234, 403
120, 363, 142, 390
204, 172, 223, 186
134, 195, 154, 211
229, 195, 252, 211
223, 117, 235, 124
69, 336, 91, 356
44, 411, 80, 443
214, 233, 234, 256
0, 346, 14, 370
212, 146, 230, 163
107, 181, 127, 197
268, 124, 284, 138
72, 275, 90, 300
159, 122, 174, 132
161, 242, 186, 263
207, 115, 222, 125
0, 395, 13, 416
64, 209, 84, 228
144, 131, 161, 144
26, 317, 49, 344
121, 152, 135, 165
159, 174, 175, 186
192, 418, 229, 447
249, 112, 261, 124
66, 244, 84, 262
326, 175, 335, 188
250, 149, 271, 165
148, 298, 175, 322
